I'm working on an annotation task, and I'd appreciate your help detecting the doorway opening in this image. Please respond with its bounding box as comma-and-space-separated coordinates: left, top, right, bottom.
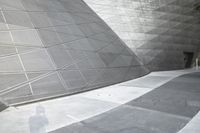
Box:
183, 52, 194, 68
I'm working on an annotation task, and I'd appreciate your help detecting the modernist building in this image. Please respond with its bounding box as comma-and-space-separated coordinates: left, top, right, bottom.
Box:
0, 0, 199, 105
84, 0, 200, 70
0, 0, 148, 105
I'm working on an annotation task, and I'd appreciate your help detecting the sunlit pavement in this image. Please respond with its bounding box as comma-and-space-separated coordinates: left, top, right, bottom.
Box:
0, 69, 200, 133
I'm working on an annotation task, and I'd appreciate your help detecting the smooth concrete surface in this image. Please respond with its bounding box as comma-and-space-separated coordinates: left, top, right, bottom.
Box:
51, 69, 200, 133
51, 105, 188, 133
127, 73, 200, 118
0, 69, 199, 133
179, 111, 200, 133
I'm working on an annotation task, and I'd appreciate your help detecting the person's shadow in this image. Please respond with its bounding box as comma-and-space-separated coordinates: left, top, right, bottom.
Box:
29, 105, 49, 133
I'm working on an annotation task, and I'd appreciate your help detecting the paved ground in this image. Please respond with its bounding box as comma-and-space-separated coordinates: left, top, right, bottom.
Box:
0, 69, 199, 133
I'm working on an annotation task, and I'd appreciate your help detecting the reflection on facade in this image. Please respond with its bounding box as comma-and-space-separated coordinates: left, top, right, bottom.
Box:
29, 105, 49, 133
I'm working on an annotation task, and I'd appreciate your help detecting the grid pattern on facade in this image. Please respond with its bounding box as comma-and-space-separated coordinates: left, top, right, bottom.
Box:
84, 0, 200, 70
0, 0, 148, 104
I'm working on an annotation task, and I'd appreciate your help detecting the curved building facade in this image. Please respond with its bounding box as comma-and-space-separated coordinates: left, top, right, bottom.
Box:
0, 0, 148, 104
84, 0, 200, 70
0, 99, 7, 111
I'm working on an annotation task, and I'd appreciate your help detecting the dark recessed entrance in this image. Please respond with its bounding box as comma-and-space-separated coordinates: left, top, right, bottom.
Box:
183, 52, 194, 68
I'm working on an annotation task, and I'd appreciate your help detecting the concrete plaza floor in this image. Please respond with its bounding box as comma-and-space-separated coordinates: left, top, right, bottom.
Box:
0, 69, 200, 133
